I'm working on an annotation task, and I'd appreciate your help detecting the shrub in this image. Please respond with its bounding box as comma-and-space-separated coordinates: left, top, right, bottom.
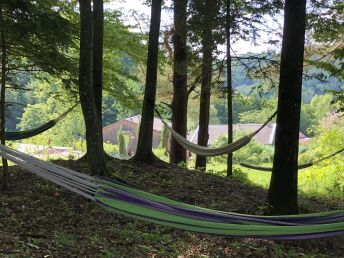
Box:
160, 124, 169, 150
104, 142, 119, 156
118, 131, 127, 157
211, 133, 274, 165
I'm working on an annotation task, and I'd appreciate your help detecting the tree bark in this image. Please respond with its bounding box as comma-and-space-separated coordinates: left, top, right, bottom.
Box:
133, 0, 162, 163
267, 0, 306, 215
78, 0, 106, 176
92, 0, 103, 123
226, 0, 233, 177
195, 0, 216, 170
1, 28, 9, 191
170, 0, 188, 164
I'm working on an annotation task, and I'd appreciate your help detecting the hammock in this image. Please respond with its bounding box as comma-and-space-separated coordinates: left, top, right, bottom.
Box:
0, 144, 343, 240
240, 148, 344, 172
5, 102, 79, 141
159, 111, 277, 157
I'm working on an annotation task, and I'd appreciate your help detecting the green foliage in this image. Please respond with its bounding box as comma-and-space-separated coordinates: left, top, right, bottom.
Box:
159, 124, 169, 150
104, 142, 119, 157
208, 112, 344, 198
5, 6, 147, 135
103, 10, 146, 111
1, 0, 79, 83
2, 0, 79, 138
213, 94, 263, 124
297, 113, 344, 197
187, 100, 220, 129
306, 1, 344, 80
238, 98, 277, 124
5, 71, 33, 130
17, 75, 84, 147
301, 94, 334, 136
153, 147, 169, 162
233, 94, 334, 136
230, 167, 251, 185
332, 89, 344, 113
211, 133, 274, 165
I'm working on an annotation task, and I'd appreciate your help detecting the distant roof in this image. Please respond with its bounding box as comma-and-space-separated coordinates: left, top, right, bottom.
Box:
190, 123, 310, 145
104, 115, 170, 132
104, 118, 311, 146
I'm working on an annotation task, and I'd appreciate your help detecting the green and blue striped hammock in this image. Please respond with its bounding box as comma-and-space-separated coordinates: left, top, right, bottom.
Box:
0, 144, 343, 240
5, 102, 78, 141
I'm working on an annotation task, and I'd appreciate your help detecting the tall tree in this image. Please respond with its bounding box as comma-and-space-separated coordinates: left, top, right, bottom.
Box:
133, 0, 162, 163
170, 0, 188, 164
78, 0, 106, 175
0, 0, 77, 190
226, 0, 233, 177
267, 0, 307, 215
195, 0, 217, 170
92, 0, 103, 122
0, 21, 9, 190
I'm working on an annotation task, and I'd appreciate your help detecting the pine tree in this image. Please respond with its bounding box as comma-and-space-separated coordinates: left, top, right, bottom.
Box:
195, 0, 218, 170
170, 0, 188, 164
0, 0, 77, 190
133, 0, 162, 163
226, 0, 233, 177
267, 0, 307, 215
78, 0, 106, 175
92, 0, 104, 122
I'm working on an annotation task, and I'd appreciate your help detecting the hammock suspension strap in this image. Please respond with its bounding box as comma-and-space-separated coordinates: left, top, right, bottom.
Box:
240, 147, 344, 172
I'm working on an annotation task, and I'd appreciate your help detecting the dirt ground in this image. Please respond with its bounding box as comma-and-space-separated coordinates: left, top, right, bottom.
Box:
1, 158, 343, 257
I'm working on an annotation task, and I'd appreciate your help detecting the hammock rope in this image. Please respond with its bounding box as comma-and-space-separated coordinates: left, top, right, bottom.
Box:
5, 102, 79, 141
0, 143, 343, 240
240, 147, 344, 172
155, 108, 277, 157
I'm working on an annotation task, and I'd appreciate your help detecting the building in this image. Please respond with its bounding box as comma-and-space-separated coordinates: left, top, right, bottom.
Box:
102, 115, 169, 154
103, 117, 310, 156
189, 123, 310, 145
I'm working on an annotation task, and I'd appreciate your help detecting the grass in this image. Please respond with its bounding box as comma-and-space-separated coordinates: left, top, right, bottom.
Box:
159, 149, 344, 199
206, 158, 344, 198
54, 232, 77, 247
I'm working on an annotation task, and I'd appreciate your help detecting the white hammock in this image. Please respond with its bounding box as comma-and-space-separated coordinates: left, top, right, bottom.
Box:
162, 111, 276, 157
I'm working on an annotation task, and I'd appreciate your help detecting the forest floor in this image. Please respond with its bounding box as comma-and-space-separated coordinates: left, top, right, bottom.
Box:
0, 157, 344, 257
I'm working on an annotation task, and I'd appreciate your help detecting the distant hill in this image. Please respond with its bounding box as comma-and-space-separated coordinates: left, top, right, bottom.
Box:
229, 53, 342, 103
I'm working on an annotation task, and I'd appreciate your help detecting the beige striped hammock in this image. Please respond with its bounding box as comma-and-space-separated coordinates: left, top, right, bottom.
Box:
161, 111, 277, 157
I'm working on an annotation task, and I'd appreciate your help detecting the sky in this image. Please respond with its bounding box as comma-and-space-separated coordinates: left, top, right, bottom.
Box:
108, 0, 280, 55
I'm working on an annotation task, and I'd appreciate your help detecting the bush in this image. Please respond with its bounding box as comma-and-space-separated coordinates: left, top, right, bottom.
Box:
160, 124, 169, 150
118, 131, 127, 157
211, 133, 274, 165
231, 166, 250, 184
153, 147, 169, 162
104, 142, 119, 156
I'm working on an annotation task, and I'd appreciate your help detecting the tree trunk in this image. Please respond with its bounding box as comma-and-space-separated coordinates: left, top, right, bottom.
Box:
226, 0, 233, 177
195, 0, 215, 170
78, 0, 106, 176
267, 0, 306, 215
170, 0, 188, 164
0, 29, 9, 191
133, 0, 162, 163
92, 0, 103, 123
